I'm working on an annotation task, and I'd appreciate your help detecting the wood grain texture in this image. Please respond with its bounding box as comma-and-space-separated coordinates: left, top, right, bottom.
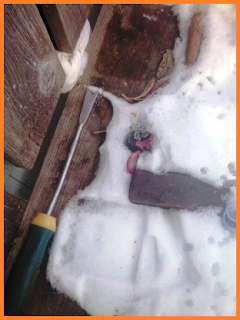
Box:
4, 192, 27, 269
91, 4, 179, 97
6, 5, 179, 315
40, 4, 92, 53
4, 4, 65, 170
129, 170, 227, 210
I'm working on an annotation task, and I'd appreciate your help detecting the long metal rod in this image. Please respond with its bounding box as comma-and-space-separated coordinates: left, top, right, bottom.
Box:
47, 90, 99, 216
47, 122, 84, 216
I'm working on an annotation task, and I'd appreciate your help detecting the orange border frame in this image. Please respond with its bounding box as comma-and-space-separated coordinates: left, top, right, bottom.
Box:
2, 1, 238, 319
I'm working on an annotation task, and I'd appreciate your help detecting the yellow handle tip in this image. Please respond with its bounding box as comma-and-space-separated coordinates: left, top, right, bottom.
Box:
31, 213, 56, 232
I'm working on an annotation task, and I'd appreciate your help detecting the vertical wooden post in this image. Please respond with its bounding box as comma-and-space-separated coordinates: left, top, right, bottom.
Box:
4, 4, 65, 169
40, 5, 92, 53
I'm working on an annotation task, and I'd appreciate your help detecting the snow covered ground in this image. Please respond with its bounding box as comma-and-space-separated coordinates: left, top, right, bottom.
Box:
47, 4, 236, 316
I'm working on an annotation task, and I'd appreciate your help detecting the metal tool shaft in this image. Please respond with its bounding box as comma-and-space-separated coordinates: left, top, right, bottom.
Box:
47, 90, 98, 216
47, 122, 84, 216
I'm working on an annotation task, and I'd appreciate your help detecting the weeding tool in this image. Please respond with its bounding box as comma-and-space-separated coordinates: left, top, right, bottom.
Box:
5, 89, 99, 315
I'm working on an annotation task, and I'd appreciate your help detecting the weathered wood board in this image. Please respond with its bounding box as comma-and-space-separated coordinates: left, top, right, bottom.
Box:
129, 170, 227, 210
40, 4, 92, 53
6, 5, 179, 315
4, 4, 65, 170
4, 192, 27, 266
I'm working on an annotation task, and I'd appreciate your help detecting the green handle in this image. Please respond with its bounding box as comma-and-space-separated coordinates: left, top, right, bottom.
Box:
5, 224, 54, 315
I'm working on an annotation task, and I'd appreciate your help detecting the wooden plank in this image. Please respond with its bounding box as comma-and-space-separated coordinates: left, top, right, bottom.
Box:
40, 4, 92, 53
6, 5, 179, 315
185, 11, 203, 65
129, 170, 227, 210
4, 4, 65, 170
91, 4, 178, 97
4, 192, 27, 268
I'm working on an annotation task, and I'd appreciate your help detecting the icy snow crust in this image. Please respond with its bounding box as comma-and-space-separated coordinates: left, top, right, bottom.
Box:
47, 4, 236, 316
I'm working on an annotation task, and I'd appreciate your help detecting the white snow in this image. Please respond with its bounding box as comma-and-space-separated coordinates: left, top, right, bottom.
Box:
47, 4, 236, 316
143, 14, 157, 22
57, 20, 91, 94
